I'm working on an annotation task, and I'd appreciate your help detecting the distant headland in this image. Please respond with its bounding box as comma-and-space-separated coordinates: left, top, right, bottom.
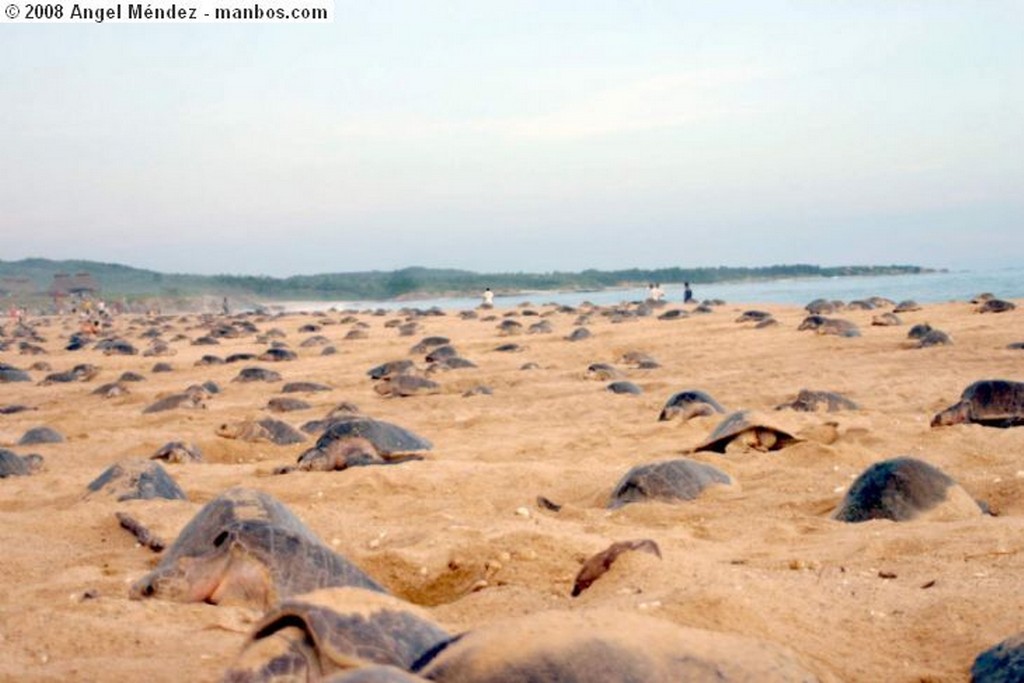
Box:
0, 258, 936, 310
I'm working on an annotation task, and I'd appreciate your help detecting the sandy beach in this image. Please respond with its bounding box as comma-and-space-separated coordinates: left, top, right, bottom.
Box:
1, 296, 1022, 682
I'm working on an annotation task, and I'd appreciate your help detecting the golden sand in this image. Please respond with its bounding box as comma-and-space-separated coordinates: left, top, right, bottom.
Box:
1, 298, 1022, 682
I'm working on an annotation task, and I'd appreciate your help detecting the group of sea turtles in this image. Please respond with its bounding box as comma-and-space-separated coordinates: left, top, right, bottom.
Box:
1, 291, 1023, 681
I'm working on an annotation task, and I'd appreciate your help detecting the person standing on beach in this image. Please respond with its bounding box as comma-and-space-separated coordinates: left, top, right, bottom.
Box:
683, 282, 693, 303
482, 287, 494, 306
652, 283, 665, 301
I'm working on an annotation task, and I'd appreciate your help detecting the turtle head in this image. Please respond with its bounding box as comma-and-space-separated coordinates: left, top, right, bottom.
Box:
130, 527, 273, 608
931, 401, 968, 427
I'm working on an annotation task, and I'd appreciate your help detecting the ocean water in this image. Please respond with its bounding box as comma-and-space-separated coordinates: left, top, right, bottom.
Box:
274, 267, 1024, 313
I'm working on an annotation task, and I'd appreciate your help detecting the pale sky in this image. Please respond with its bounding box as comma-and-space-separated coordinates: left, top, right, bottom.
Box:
2, 2, 1022, 277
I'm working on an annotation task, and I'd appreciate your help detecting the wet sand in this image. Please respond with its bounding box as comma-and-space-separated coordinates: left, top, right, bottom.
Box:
1, 297, 1022, 682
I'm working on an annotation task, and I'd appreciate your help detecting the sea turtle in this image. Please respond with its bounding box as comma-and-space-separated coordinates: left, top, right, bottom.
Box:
847, 300, 874, 310
374, 375, 441, 398
832, 457, 983, 522
971, 632, 1024, 683
493, 343, 524, 352
414, 609, 819, 683
143, 342, 174, 357
893, 300, 921, 313
0, 404, 36, 415
496, 320, 523, 335
367, 360, 415, 380
119, 371, 146, 382
0, 363, 31, 383
151, 441, 203, 463
528, 320, 554, 334
735, 310, 772, 323
282, 436, 425, 473
608, 458, 734, 508
226, 353, 258, 363
585, 363, 620, 381
129, 487, 385, 607
151, 362, 174, 373
907, 323, 934, 340
267, 397, 312, 413
978, 299, 1016, 314
805, 298, 837, 315
754, 317, 779, 328
143, 389, 208, 414
658, 390, 726, 422
18, 426, 64, 445
1008, 342, 1024, 350
606, 381, 642, 395
40, 363, 99, 384
0, 449, 44, 478
692, 410, 800, 453
195, 355, 225, 366
409, 336, 450, 355
259, 347, 298, 362
425, 357, 476, 374
797, 316, 860, 337
345, 329, 370, 340
300, 335, 331, 348
871, 312, 902, 326
86, 459, 188, 501
217, 418, 307, 445
92, 381, 130, 398
776, 389, 859, 413
282, 381, 333, 393
233, 367, 282, 383
97, 338, 138, 355
302, 416, 431, 458
657, 309, 688, 320
424, 345, 458, 363
916, 329, 952, 348
931, 379, 1024, 428
971, 292, 996, 303
566, 327, 592, 342
222, 587, 450, 682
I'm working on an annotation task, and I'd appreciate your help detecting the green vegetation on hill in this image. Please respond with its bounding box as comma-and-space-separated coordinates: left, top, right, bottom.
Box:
0, 258, 933, 303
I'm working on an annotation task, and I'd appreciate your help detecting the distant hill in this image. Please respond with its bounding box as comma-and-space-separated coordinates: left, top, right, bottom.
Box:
0, 258, 934, 304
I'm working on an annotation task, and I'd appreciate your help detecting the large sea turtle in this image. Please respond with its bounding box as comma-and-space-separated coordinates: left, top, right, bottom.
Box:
18, 426, 64, 445
414, 609, 819, 682
151, 441, 203, 463
693, 411, 800, 453
217, 418, 307, 445
658, 390, 725, 422
86, 459, 187, 501
797, 316, 860, 338
143, 388, 208, 414
977, 299, 1016, 314
233, 367, 283, 383
374, 375, 441, 398
776, 389, 859, 413
931, 380, 1024, 428
222, 587, 450, 682
972, 632, 1024, 683
608, 458, 734, 508
0, 363, 31, 383
0, 449, 43, 478
832, 457, 983, 522
129, 488, 385, 608
283, 418, 431, 473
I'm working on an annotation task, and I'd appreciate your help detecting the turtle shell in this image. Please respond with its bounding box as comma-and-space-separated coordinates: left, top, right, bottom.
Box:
608, 458, 733, 508
658, 389, 726, 421
832, 457, 983, 522
315, 417, 432, 455
693, 410, 800, 453
415, 609, 819, 682
224, 587, 450, 682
